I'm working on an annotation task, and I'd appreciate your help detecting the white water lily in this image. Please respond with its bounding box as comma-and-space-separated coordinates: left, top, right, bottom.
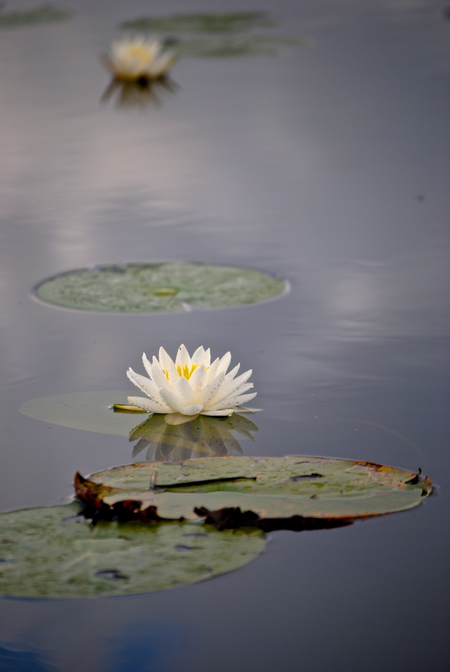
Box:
127, 345, 259, 418
102, 36, 177, 81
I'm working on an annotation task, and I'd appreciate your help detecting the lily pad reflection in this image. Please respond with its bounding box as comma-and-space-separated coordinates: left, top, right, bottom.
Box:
34, 262, 287, 313
129, 413, 258, 462
0, 503, 265, 599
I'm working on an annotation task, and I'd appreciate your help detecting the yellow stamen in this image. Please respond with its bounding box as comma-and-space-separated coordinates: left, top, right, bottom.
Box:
164, 364, 200, 381
177, 363, 199, 380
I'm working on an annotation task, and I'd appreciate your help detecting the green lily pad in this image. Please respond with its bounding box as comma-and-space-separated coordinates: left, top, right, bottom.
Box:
175, 35, 306, 58
0, 502, 265, 599
0, 3, 72, 29
20, 391, 139, 437
75, 456, 433, 529
118, 11, 306, 59
120, 12, 276, 34
34, 262, 287, 313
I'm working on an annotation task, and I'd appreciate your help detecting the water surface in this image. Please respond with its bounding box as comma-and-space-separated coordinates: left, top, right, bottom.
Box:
0, 1, 449, 670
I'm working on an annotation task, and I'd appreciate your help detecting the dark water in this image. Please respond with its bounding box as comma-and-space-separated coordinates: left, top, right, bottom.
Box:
1, 0, 449, 670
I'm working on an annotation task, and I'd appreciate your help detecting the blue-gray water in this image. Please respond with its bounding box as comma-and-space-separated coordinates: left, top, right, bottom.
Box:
0, 1, 449, 670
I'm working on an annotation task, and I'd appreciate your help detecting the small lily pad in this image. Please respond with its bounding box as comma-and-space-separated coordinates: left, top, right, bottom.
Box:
0, 502, 265, 599
75, 456, 433, 529
34, 262, 287, 313
0, 3, 72, 29
20, 391, 139, 437
176, 35, 306, 58
120, 12, 276, 34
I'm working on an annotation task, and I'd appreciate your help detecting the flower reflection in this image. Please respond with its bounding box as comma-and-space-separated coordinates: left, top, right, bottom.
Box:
101, 76, 178, 109
129, 413, 258, 462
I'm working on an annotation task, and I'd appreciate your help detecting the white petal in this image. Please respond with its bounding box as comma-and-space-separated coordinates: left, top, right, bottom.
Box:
126, 368, 161, 400
174, 376, 195, 406
159, 387, 183, 412
224, 363, 240, 381
145, 40, 162, 62
175, 344, 191, 368
150, 51, 177, 78
180, 404, 203, 416
151, 358, 172, 391
212, 392, 257, 411
142, 353, 153, 378
200, 409, 235, 416
127, 396, 170, 413
158, 347, 177, 379
188, 364, 207, 396
212, 369, 253, 405
191, 346, 210, 367
205, 357, 221, 382
216, 351, 232, 376
218, 382, 254, 403
196, 371, 226, 408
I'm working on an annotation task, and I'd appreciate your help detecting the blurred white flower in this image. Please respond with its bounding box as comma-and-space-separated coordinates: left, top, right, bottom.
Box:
101, 36, 177, 82
127, 344, 259, 418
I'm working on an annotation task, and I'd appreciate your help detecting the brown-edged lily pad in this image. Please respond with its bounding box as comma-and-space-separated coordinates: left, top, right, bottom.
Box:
0, 502, 265, 599
74, 455, 432, 530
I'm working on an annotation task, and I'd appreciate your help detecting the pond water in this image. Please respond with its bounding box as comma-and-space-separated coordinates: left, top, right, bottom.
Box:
0, 0, 449, 670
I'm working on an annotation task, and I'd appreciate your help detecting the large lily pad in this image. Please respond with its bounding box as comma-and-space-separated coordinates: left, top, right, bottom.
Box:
75, 456, 433, 530
0, 4, 72, 29
0, 502, 265, 599
34, 262, 287, 312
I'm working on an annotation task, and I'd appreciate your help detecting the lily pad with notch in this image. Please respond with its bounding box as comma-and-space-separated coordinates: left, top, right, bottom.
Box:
0, 502, 265, 599
74, 455, 433, 531
34, 262, 288, 313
